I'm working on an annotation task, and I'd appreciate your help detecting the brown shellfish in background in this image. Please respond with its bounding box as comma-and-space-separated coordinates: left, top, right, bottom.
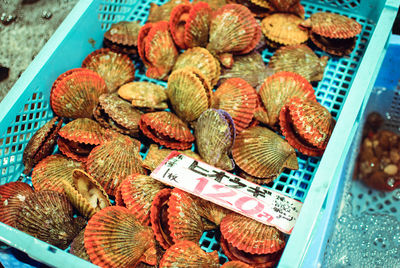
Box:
103, 21, 142, 57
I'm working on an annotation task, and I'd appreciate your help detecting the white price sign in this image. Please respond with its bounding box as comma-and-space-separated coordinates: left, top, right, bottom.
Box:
150, 151, 302, 234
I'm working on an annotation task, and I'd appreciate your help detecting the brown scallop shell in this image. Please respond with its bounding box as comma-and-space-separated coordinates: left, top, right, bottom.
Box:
62, 169, 111, 218
169, 4, 192, 49
309, 33, 357, 56
258, 71, 316, 128
70, 228, 91, 262
119, 174, 165, 225
207, 4, 258, 54
236, 168, 275, 185
117, 82, 168, 110
212, 78, 258, 132
31, 154, 84, 194
167, 68, 212, 122
82, 48, 135, 93
301, 12, 362, 39
147, 0, 190, 23
268, 44, 329, 82
221, 212, 285, 254
94, 93, 142, 137
159, 240, 220, 267
22, 117, 62, 174
150, 188, 174, 249
221, 261, 253, 268
86, 134, 144, 196
261, 13, 308, 46
84, 206, 157, 267
140, 111, 194, 150
248, 0, 272, 9
173, 47, 220, 87
143, 144, 201, 171
232, 126, 298, 178
104, 21, 141, 47
50, 68, 108, 119
184, 2, 212, 48
268, 0, 304, 18
16, 190, 85, 250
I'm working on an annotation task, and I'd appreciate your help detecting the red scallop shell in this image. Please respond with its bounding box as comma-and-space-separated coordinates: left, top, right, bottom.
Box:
59, 118, 106, 145
169, 4, 192, 49
138, 23, 154, 67
237, 19, 262, 55
150, 188, 174, 250
221, 261, 253, 268
184, 2, 212, 48
84, 206, 157, 267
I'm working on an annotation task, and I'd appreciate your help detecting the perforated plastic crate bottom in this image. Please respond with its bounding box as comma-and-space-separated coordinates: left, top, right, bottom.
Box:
0, 0, 398, 267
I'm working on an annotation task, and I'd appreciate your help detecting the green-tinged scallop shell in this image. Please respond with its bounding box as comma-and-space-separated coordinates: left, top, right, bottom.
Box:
232, 126, 298, 178
118, 82, 168, 110
104, 21, 141, 47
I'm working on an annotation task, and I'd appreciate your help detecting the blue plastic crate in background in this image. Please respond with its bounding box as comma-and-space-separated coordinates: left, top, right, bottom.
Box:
0, 0, 398, 267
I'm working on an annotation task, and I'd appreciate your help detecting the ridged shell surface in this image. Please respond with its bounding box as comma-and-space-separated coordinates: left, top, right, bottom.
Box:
118, 82, 168, 110
104, 21, 141, 46
70, 228, 91, 261
184, 2, 212, 48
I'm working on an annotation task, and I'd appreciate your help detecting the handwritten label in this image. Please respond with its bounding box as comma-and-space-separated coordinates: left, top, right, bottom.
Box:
150, 151, 302, 234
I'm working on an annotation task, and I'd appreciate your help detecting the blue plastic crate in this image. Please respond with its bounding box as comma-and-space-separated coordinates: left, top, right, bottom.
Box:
0, 0, 399, 267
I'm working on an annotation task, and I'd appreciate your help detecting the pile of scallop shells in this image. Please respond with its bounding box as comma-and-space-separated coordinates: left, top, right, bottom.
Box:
0, 0, 364, 266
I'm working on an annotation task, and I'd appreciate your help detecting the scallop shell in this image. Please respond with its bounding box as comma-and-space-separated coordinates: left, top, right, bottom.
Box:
140, 111, 194, 150
70, 228, 91, 262
195, 109, 236, 170
169, 4, 192, 49
143, 144, 201, 171
193, 0, 227, 11
16, 190, 85, 250
94, 93, 142, 136
159, 240, 219, 268
167, 68, 212, 122
232, 126, 298, 178
138, 23, 154, 67
62, 169, 111, 218
212, 78, 258, 132
104, 21, 141, 47
147, 0, 190, 23
220, 212, 286, 254
236, 168, 275, 185
144, 21, 179, 80
261, 13, 308, 46
268, 0, 304, 18
207, 4, 258, 54
31, 154, 84, 194
22, 117, 62, 174
184, 2, 212, 48
238, 20, 262, 55
50, 68, 108, 119
221, 261, 253, 268
117, 82, 168, 110
258, 71, 316, 128
0, 182, 33, 202
301, 12, 362, 39
150, 188, 174, 249
119, 174, 165, 225
309, 33, 357, 56
86, 134, 144, 196
84, 206, 157, 267
268, 44, 329, 82
248, 0, 272, 9
220, 52, 270, 88
173, 47, 220, 87
82, 48, 135, 92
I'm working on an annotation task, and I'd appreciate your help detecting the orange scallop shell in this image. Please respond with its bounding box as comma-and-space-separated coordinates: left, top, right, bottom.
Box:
232, 126, 298, 178
221, 261, 253, 268
50, 68, 108, 119
193, 0, 227, 11
212, 78, 258, 132
85, 134, 144, 196
31, 154, 84, 194
119, 174, 165, 225
84, 206, 157, 267
138, 23, 154, 67
169, 4, 192, 49
147, 0, 190, 23
159, 240, 219, 267
184, 2, 212, 48
258, 71, 316, 128
82, 48, 135, 93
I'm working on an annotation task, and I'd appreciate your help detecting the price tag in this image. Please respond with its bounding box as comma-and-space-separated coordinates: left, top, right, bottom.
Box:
150, 151, 302, 234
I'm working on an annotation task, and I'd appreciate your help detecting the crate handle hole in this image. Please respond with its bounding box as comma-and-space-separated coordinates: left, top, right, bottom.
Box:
47, 246, 57, 253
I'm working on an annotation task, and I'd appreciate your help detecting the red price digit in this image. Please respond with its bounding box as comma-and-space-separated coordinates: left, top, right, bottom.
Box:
235, 196, 264, 215
203, 184, 236, 205
193, 177, 208, 195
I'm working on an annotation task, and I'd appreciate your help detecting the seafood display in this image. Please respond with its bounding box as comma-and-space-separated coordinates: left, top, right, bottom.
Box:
4, 1, 365, 266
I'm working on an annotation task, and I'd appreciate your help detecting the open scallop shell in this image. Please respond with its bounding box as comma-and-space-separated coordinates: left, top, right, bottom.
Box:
119, 174, 165, 225
159, 240, 219, 267
212, 78, 258, 132
169, 4, 192, 49
70, 228, 91, 262
232, 126, 298, 178
84, 206, 157, 267
82, 48, 135, 92
86, 134, 144, 196
268, 44, 329, 82
261, 13, 308, 46
118, 82, 168, 110
309, 33, 357, 56
167, 68, 212, 122
173, 47, 220, 87
258, 71, 316, 129
184, 2, 212, 48
50, 68, 108, 119
195, 109, 236, 170
22, 117, 62, 174
31, 154, 84, 194
16, 190, 85, 250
